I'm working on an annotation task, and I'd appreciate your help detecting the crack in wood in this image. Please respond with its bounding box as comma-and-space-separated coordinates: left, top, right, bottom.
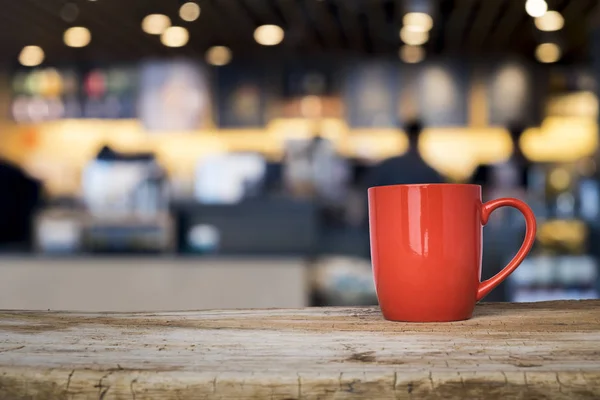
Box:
0, 345, 25, 353
130, 378, 137, 400
65, 369, 74, 392
95, 372, 112, 400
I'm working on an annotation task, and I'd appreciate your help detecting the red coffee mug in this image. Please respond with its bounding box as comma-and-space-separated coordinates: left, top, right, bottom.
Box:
368, 183, 536, 322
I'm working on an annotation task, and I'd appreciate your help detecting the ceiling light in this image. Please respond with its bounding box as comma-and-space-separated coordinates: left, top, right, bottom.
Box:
18, 46, 44, 67
64, 27, 91, 48
535, 42, 561, 63
400, 27, 429, 46
399, 45, 425, 64
179, 2, 201, 22
403, 12, 433, 32
525, 0, 547, 18
534, 11, 564, 31
254, 25, 284, 46
142, 14, 171, 35
205, 46, 232, 66
161, 26, 189, 47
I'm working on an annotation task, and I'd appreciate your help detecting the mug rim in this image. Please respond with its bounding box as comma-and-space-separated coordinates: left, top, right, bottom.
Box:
368, 183, 481, 191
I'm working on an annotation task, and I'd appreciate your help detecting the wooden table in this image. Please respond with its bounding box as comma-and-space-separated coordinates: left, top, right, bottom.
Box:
1, 301, 599, 399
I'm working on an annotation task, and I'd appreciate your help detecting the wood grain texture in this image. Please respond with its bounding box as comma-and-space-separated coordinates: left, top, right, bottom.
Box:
1, 300, 599, 399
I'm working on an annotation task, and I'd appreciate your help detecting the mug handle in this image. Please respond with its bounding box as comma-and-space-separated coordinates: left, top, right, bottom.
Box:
477, 198, 537, 301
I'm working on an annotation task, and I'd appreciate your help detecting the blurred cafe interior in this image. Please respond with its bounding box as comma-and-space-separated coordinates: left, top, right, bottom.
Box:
0, 0, 599, 311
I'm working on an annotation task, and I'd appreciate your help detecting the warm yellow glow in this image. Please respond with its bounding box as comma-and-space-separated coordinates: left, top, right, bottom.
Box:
6, 120, 513, 184
299, 96, 322, 118
18, 46, 44, 67
142, 14, 171, 35
179, 2, 201, 22
267, 119, 349, 156
537, 220, 587, 249
403, 12, 433, 32
268, 118, 348, 141
399, 45, 425, 63
534, 11, 564, 31
8, 115, 597, 196
549, 168, 571, 191
346, 129, 407, 160
320, 119, 347, 142
254, 25, 284, 46
546, 91, 598, 119
419, 127, 513, 181
161, 26, 189, 47
39, 69, 63, 97
63, 27, 91, 48
153, 135, 228, 174
521, 117, 598, 162
205, 46, 232, 66
3, 120, 278, 191
525, 0, 547, 18
400, 27, 428, 46
535, 42, 561, 63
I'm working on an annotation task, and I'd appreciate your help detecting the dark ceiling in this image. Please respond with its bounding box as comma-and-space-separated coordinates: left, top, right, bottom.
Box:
1, 0, 599, 65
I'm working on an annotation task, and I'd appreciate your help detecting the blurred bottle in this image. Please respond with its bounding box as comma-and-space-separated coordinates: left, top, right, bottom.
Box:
134, 159, 169, 217
283, 130, 349, 202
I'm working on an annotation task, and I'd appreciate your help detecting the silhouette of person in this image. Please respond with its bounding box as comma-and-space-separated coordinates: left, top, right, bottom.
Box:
363, 119, 444, 189
471, 123, 530, 200
0, 158, 42, 248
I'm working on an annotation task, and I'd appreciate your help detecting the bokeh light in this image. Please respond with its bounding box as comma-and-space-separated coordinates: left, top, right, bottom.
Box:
205, 46, 232, 66
254, 25, 284, 46
142, 14, 171, 35
64, 27, 92, 48
535, 11, 564, 32
399, 45, 425, 64
403, 13, 433, 32
536, 42, 561, 63
400, 27, 429, 46
179, 2, 201, 22
19, 46, 45, 67
161, 26, 189, 47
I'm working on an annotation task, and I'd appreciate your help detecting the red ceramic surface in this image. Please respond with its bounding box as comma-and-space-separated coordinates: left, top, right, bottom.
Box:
368, 183, 536, 322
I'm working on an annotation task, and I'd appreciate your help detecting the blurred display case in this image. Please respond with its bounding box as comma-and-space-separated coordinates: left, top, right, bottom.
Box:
507, 162, 600, 302
510, 255, 598, 302
34, 209, 175, 254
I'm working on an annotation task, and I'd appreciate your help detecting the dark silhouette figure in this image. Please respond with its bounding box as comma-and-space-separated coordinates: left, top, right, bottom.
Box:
0, 159, 42, 248
364, 120, 445, 189
472, 124, 530, 190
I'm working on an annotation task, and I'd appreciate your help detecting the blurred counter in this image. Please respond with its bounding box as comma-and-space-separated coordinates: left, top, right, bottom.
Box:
0, 256, 308, 311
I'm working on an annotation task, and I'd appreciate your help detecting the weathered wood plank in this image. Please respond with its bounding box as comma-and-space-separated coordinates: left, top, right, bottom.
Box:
0, 300, 599, 399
